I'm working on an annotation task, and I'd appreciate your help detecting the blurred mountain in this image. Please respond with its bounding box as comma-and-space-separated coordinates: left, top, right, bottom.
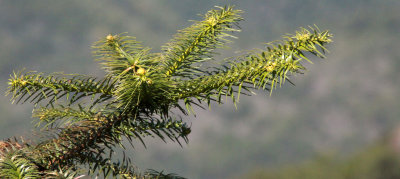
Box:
0, 0, 399, 178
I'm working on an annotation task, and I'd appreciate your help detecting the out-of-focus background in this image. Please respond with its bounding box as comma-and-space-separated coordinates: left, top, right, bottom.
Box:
1, 0, 400, 178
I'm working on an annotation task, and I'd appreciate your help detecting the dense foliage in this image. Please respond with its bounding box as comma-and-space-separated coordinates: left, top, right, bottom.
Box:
1, 6, 332, 178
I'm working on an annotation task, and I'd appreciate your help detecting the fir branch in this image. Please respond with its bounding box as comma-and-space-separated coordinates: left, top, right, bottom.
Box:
6, 71, 113, 106
44, 167, 84, 179
33, 105, 95, 128
176, 26, 333, 107
87, 157, 139, 178
86, 157, 186, 179
162, 5, 242, 77
0, 153, 40, 179
0, 142, 40, 179
4, 5, 333, 178
93, 34, 173, 114
33, 110, 190, 172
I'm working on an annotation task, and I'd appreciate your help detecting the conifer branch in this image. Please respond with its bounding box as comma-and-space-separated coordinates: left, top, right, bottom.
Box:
0, 152, 40, 178
176, 26, 332, 107
32, 110, 189, 172
0, 141, 40, 178
162, 6, 242, 77
33, 105, 95, 128
3, 5, 332, 178
7, 71, 113, 106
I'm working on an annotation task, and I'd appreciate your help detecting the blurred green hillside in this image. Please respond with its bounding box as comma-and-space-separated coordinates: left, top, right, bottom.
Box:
1, 1, 399, 178
241, 139, 400, 179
